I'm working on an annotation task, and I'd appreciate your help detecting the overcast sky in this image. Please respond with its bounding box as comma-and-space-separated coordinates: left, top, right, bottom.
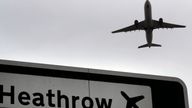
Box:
0, 0, 191, 107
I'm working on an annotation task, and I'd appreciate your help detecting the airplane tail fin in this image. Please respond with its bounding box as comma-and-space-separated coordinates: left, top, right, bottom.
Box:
138, 43, 161, 48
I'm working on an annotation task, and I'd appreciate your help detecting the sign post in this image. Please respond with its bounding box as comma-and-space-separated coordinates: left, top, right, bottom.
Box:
0, 60, 189, 108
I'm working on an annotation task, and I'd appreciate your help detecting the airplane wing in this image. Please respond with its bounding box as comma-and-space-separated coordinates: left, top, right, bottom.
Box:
132, 95, 145, 103
112, 21, 145, 33
133, 104, 139, 108
121, 91, 130, 99
153, 20, 186, 29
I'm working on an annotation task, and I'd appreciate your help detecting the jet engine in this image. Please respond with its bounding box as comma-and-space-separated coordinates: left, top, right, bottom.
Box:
134, 20, 139, 27
159, 18, 163, 25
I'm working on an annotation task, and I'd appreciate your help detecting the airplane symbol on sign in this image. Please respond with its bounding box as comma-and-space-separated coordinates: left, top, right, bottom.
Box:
121, 91, 145, 108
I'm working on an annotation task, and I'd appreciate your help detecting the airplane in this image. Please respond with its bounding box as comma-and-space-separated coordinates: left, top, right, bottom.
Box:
112, 0, 186, 48
121, 91, 144, 108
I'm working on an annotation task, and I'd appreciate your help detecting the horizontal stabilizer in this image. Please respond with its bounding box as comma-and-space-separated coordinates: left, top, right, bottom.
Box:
138, 44, 148, 48
151, 43, 161, 47
138, 43, 161, 48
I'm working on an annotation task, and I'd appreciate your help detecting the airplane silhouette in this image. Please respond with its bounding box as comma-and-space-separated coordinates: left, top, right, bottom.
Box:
112, 0, 186, 48
121, 91, 144, 108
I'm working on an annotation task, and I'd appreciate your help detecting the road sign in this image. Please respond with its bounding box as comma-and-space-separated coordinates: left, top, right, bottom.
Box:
0, 60, 188, 108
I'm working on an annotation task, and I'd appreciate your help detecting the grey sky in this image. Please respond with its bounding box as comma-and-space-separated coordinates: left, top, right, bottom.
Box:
0, 0, 191, 107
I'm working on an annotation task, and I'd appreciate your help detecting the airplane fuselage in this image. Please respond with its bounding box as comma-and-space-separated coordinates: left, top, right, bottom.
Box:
144, 0, 153, 46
